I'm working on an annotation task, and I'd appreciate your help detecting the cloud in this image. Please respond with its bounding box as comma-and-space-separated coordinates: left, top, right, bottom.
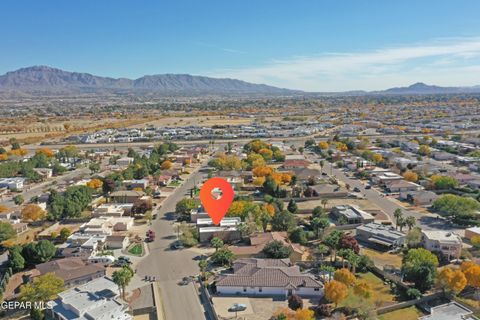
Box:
194, 41, 247, 55
209, 37, 480, 91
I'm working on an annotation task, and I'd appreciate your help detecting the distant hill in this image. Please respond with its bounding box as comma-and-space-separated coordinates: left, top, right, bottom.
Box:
376, 82, 480, 95
0, 66, 299, 96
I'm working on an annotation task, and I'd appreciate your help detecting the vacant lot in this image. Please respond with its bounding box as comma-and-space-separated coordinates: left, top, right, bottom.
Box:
361, 247, 403, 269
378, 306, 425, 320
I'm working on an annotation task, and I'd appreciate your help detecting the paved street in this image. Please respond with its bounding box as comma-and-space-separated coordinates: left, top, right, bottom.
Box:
136, 167, 209, 320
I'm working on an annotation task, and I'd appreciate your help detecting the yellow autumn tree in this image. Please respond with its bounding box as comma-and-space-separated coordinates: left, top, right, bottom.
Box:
437, 267, 467, 294
403, 170, 418, 182
318, 141, 329, 150
253, 177, 266, 186
353, 282, 372, 298
325, 280, 348, 307
160, 160, 172, 170
0, 154, 8, 161
263, 203, 276, 217
294, 309, 315, 320
372, 153, 383, 163
0, 205, 8, 213
463, 264, 480, 292
22, 204, 47, 222
252, 166, 273, 177
334, 268, 356, 287
36, 147, 55, 157
86, 178, 103, 189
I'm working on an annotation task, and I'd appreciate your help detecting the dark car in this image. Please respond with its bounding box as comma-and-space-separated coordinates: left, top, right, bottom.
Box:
179, 276, 192, 285
365, 185, 372, 189
170, 240, 184, 250
353, 187, 361, 192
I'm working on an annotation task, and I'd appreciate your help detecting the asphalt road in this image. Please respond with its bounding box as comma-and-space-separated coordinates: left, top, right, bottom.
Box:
136, 167, 209, 320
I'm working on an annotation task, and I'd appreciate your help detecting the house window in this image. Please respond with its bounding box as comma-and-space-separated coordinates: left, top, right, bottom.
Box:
259, 287, 262, 292
314, 288, 320, 291
243, 287, 247, 292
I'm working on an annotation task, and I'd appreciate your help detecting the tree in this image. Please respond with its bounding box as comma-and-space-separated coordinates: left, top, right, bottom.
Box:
324, 280, 348, 307
263, 240, 292, 259
288, 294, 303, 310
311, 217, 329, 239
59, 227, 71, 242
160, 160, 173, 170
312, 206, 326, 218
316, 244, 329, 264
321, 199, 329, 210
338, 234, 360, 254
211, 247, 235, 266
403, 170, 418, 182
418, 144, 431, 156
437, 267, 467, 295
86, 178, 103, 189
353, 282, 372, 299
271, 210, 296, 231
294, 309, 314, 320
175, 198, 199, 220
323, 230, 343, 262
406, 227, 423, 248
22, 240, 57, 265
198, 259, 208, 280
263, 175, 278, 196
22, 204, 47, 222
89, 162, 101, 174
431, 175, 459, 190
13, 194, 24, 205
463, 264, 480, 297
19, 272, 64, 319
393, 209, 403, 230
102, 177, 116, 194
432, 194, 480, 223
333, 268, 356, 287
402, 248, 439, 292
0, 221, 16, 242
287, 199, 298, 213
289, 228, 307, 245
112, 265, 134, 299
471, 235, 480, 249
8, 246, 25, 272
210, 237, 224, 252
405, 216, 417, 230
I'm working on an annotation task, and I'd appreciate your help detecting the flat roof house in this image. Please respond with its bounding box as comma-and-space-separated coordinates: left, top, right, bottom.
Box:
421, 230, 462, 260
399, 190, 438, 206
356, 223, 405, 249
216, 258, 323, 298
331, 205, 375, 225
47, 276, 132, 320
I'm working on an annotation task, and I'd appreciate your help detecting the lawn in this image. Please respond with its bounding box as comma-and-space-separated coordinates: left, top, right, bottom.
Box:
340, 272, 396, 309
361, 247, 403, 269
168, 181, 181, 187
378, 306, 424, 320
456, 297, 480, 317
128, 244, 143, 256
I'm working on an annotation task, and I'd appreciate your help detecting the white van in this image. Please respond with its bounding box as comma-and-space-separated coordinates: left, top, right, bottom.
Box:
88, 255, 115, 265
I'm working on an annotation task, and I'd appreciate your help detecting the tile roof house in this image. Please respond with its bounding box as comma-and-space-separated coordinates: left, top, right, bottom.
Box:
32, 257, 106, 287
282, 159, 312, 169
230, 232, 310, 262
399, 190, 438, 206
215, 258, 323, 298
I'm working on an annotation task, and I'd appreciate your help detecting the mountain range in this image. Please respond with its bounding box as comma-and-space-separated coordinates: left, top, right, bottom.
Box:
1, 66, 480, 96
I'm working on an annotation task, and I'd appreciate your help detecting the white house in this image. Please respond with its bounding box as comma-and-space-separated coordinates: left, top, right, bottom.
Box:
216, 258, 323, 298
421, 230, 462, 260
0, 178, 25, 190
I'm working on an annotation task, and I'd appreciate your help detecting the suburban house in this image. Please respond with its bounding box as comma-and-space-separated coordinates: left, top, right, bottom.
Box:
93, 203, 133, 217
305, 184, 349, 198
419, 301, 479, 320
331, 205, 375, 225
116, 157, 134, 167
32, 257, 106, 287
371, 172, 402, 186
432, 151, 457, 161
465, 227, 480, 241
47, 277, 132, 320
33, 168, 53, 179
157, 175, 172, 186
0, 177, 25, 190
122, 179, 149, 190
356, 223, 405, 249
399, 190, 438, 206
230, 232, 310, 262
109, 190, 146, 203
197, 217, 241, 242
384, 179, 422, 193
282, 159, 311, 169
215, 258, 323, 298
105, 235, 130, 250
421, 230, 462, 260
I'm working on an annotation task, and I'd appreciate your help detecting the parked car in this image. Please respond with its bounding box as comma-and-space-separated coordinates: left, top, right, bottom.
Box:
229, 303, 247, 312
170, 240, 184, 250
179, 276, 192, 285
353, 187, 361, 192
365, 185, 372, 189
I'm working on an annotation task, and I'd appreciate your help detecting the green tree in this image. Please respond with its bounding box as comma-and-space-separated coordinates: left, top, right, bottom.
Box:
175, 198, 199, 220
406, 227, 423, 248
112, 265, 134, 299
323, 230, 343, 262
311, 217, 330, 239
289, 228, 307, 245
59, 228, 71, 242
13, 194, 24, 205
198, 259, 208, 281
287, 199, 298, 213
22, 240, 56, 265
0, 221, 16, 242
210, 237, 224, 252
89, 162, 101, 174
271, 210, 296, 231
393, 209, 403, 230
405, 216, 417, 230
262, 240, 292, 259
211, 247, 235, 266
8, 246, 25, 272
402, 248, 439, 292
263, 175, 278, 197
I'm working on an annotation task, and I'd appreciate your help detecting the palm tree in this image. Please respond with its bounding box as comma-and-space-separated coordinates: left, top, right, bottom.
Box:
198, 259, 208, 281
319, 265, 335, 281
317, 244, 329, 265
210, 237, 224, 252
405, 216, 417, 230
397, 216, 407, 232
393, 208, 403, 230
319, 160, 325, 174
311, 217, 329, 239
321, 198, 329, 210
112, 266, 134, 299
338, 249, 351, 268
347, 251, 361, 274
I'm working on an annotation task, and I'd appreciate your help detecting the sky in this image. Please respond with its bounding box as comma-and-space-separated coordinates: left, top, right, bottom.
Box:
1, 0, 480, 91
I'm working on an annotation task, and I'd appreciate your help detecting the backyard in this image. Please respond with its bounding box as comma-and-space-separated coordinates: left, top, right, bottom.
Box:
340, 272, 396, 309
378, 306, 425, 320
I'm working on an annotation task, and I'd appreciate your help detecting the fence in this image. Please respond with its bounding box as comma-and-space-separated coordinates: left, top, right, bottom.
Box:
197, 277, 219, 320
376, 292, 444, 315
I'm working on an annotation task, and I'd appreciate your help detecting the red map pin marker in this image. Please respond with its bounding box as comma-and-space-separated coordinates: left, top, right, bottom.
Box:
199, 177, 234, 225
